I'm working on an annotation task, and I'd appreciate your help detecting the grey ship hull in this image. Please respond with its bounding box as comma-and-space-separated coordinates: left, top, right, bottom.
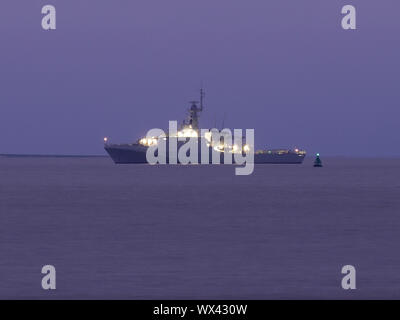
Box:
105, 144, 148, 164
105, 144, 305, 164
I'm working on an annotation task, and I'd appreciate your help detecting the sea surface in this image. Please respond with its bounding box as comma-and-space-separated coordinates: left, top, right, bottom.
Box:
0, 156, 400, 299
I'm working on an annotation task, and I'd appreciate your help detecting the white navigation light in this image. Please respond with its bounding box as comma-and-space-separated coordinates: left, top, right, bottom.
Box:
204, 131, 212, 142
243, 144, 250, 153
103, 137, 108, 143
140, 137, 158, 146
177, 128, 198, 138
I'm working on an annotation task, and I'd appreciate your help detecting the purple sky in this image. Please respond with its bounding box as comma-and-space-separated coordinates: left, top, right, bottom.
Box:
0, 1, 399, 156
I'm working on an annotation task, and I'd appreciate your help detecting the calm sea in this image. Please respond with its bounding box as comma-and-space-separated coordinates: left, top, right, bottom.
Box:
1, 156, 399, 299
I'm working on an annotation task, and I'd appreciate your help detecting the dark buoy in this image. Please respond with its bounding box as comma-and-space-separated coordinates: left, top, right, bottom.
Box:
313, 153, 323, 167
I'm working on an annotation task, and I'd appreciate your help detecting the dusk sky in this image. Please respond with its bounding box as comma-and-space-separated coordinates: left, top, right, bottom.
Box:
0, 1, 399, 156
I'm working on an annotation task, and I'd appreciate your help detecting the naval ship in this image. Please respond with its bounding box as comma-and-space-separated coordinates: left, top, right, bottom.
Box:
104, 90, 306, 164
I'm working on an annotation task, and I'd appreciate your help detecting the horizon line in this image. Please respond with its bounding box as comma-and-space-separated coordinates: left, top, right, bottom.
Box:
1, 153, 400, 159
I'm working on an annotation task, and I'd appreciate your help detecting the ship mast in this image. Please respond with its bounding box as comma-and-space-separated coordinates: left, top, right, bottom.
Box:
200, 87, 205, 111
186, 88, 205, 130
